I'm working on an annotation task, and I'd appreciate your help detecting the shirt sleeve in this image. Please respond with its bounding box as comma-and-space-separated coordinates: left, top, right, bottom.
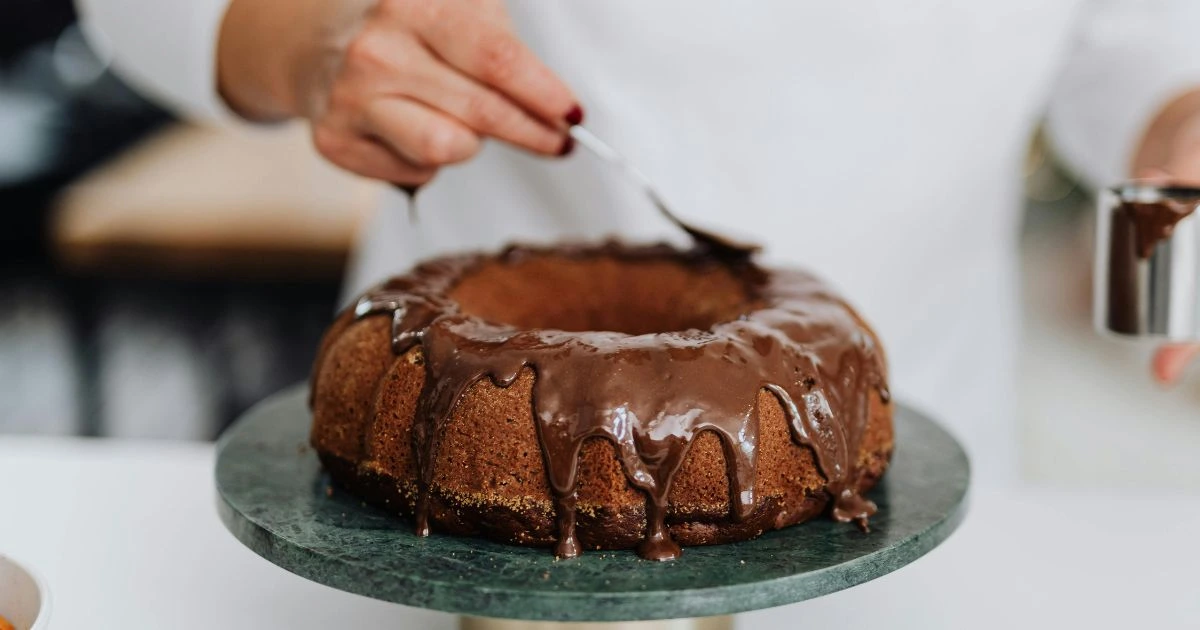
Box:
1045, 0, 1200, 188
74, 0, 236, 122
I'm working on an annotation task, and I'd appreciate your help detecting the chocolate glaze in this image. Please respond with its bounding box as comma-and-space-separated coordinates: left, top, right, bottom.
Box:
350, 242, 888, 560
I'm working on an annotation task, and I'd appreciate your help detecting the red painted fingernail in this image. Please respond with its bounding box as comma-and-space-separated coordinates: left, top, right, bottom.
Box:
564, 105, 584, 126
558, 135, 575, 157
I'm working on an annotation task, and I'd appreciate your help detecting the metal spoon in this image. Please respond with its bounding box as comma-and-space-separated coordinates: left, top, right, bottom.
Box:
568, 126, 760, 258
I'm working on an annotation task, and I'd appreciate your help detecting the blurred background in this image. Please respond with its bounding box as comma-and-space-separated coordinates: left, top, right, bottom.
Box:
1, 3, 1197, 486
0, 0, 374, 440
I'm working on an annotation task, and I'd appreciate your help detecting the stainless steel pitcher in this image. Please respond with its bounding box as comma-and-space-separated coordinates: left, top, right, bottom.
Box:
1095, 183, 1200, 340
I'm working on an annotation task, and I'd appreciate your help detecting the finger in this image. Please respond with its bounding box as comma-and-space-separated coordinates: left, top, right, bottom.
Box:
335, 25, 567, 156
403, 51, 568, 156
1151, 343, 1200, 385
1135, 166, 1200, 187
1158, 161, 1200, 187
361, 98, 482, 167
1134, 167, 1173, 184
460, 0, 512, 27
415, 9, 581, 127
312, 126, 437, 185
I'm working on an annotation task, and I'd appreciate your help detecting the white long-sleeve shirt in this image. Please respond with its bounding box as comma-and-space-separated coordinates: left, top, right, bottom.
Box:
73, 0, 1200, 486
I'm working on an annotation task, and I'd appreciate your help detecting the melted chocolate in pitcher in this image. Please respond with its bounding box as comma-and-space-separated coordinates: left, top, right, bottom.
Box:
1119, 196, 1200, 259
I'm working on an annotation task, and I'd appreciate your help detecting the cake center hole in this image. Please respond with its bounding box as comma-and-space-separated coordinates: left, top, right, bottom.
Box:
449, 253, 754, 335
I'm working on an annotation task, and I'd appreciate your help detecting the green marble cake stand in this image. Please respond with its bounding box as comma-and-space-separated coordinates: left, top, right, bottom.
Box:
215, 386, 968, 628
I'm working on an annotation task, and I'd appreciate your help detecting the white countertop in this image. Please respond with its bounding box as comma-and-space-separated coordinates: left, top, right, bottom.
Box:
2, 437, 1199, 630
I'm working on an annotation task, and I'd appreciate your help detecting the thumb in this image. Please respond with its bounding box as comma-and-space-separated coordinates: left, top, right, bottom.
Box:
1152, 343, 1200, 385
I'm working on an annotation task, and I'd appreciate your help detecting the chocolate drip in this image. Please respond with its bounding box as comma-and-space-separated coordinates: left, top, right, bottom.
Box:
393, 184, 421, 223
1119, 197, 1200, 259
354, 243, 888, 560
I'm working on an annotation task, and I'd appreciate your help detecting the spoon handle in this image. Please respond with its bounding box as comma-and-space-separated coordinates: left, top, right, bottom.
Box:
567, 125, 760, 258
568, 125, 676, 225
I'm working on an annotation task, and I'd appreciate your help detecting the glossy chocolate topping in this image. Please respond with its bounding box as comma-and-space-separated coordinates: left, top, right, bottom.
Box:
351, 242, 888, 560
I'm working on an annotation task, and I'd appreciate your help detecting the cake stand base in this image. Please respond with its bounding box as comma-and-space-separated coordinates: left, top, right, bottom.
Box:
216, 385, 969, 623
460, 616, 731, 630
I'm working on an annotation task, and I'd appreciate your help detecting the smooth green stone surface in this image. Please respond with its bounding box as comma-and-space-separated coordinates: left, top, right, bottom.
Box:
215, 385, 969, 622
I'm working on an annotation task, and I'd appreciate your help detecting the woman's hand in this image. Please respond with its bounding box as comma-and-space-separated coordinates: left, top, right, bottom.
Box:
217, 0, 582, 186
1133, 89, 1200, 385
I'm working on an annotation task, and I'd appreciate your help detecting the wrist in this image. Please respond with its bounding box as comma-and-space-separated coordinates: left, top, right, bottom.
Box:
216, 0, 298, 120
216, 0, 376, 122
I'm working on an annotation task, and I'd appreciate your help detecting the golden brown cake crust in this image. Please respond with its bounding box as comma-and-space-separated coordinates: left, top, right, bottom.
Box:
310, 242, 893, 558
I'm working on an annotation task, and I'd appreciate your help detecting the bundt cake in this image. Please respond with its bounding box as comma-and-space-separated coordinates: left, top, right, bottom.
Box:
309, 241, 892, 560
